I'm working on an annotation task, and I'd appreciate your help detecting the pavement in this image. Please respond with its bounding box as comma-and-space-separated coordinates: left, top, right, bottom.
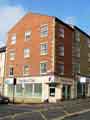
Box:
0, 98, 90, 120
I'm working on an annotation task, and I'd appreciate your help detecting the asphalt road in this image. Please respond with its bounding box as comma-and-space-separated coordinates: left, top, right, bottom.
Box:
0, 98, 90, 120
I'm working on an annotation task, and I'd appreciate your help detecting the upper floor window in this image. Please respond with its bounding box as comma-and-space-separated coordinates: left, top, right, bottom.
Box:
59, 28, 64, 38
40, 43, 48, 55
25, 31, 31, 41
9, 50, 15, 61
75, 32, 80, 42
11, 34, 16, 44
88, 39, 90, 48
23, 65, 29, 75
59, 64, 64, 75
24, 48, 30, 58
40, 24, 48, 37
59, 46, 64, 56
9, 67, 14, 76
40, 61, 47, 74
88, 53, 90, 58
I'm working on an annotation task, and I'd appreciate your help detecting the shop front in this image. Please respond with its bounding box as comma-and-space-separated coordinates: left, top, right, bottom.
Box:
77, 76, 88, 98
4, 76, 49, 103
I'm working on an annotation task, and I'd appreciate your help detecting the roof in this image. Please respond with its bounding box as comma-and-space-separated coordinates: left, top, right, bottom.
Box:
55, 17, 74, 31
0, 46, 6, 53
74, 26, 90, 38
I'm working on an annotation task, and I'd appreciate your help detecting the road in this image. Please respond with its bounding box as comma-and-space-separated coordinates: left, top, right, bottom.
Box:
0, 98, 90, 120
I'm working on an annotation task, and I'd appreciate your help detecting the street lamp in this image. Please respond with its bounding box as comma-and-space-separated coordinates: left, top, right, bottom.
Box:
13, 77, 17, 104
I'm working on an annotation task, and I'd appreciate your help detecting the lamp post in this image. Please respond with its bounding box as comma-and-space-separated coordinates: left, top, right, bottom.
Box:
13, 77, 16, 104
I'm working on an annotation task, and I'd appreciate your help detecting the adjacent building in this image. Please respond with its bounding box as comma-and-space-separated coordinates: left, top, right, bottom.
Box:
4, 12, 90, 103
0, 46, 6, 95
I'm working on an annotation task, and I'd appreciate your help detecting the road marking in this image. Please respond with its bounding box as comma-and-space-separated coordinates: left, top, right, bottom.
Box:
52, 108, 90, 120
39, 111, 47, 120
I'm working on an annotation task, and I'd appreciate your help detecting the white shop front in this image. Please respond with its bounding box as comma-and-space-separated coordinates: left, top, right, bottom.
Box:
4, 76, 49, 103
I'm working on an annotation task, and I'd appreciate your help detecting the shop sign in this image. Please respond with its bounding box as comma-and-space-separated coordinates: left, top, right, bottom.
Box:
17, 79, 35, 84
5, 79, 13, 84
80, 77, 86, 83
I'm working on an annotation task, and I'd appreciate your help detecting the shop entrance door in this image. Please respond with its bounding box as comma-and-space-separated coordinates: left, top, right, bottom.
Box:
62, 85, 71, 100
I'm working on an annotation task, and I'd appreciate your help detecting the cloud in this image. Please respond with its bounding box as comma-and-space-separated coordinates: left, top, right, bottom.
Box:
0, 5, 26, 46
64, 16, 76, 25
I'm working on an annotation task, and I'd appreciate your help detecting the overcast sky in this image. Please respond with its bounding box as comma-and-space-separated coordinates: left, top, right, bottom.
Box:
0, 0, 90, 46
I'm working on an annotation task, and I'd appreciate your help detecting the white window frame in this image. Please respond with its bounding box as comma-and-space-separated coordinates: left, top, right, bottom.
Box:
24, 48, 30, 58
25, 30, 31, 41
40, 61, 47, 74
23, 65, 29, 75
9, 50, 15, 61
11, 34, 16, 44
40, 24, 48, 38
40, 42, 48, 55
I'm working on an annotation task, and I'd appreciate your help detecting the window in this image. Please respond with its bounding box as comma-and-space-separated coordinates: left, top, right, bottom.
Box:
59, 28, 64, 38
11, 34, 16, 44
88, 39, 90, 48
25, 31, 31, 40
16, 84, 22, 96
40, 43, 48, 55
9, 67, 14, 76
40, 24, 48, 37
50, 87, 55, 96
88, 58, 90, 62
34, 84, 42, 96
23, 65, 29, 75
24, 84, 33, 96
7, 85, 13, 96
59, 46, 64, 56
24, 48, 30, 58
40, 62, 47, 74
75, 32, 80, 42
88, 53, 90, 58
59, 64, 64, 75
9, 50, 15, 60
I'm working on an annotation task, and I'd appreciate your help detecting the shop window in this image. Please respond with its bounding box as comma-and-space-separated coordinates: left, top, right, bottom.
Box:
34, 84, 42, 96
7, 84, 13, 96
24, 84, 33, 96
16, 84, 22, 96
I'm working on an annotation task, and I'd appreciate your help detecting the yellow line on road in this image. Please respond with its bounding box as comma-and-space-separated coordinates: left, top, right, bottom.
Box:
53, 108, 90, 120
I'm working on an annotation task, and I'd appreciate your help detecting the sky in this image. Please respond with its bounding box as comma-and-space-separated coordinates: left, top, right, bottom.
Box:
0, 0, 90, 46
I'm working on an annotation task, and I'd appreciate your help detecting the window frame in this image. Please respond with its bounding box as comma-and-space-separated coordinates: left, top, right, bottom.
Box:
40, 61, 48, 74
40, 42, 48, 55
24, 48, 30, 58
11, 34, 16, 44
40, 24, 48, 38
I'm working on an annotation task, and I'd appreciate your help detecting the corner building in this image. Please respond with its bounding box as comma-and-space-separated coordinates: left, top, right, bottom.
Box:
4, 13, 87, 103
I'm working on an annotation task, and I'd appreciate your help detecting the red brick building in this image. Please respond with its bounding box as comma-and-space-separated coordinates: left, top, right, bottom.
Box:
4, 13, 76, 103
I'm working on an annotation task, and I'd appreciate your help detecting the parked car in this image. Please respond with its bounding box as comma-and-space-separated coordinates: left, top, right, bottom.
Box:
0, 96, 9, 104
